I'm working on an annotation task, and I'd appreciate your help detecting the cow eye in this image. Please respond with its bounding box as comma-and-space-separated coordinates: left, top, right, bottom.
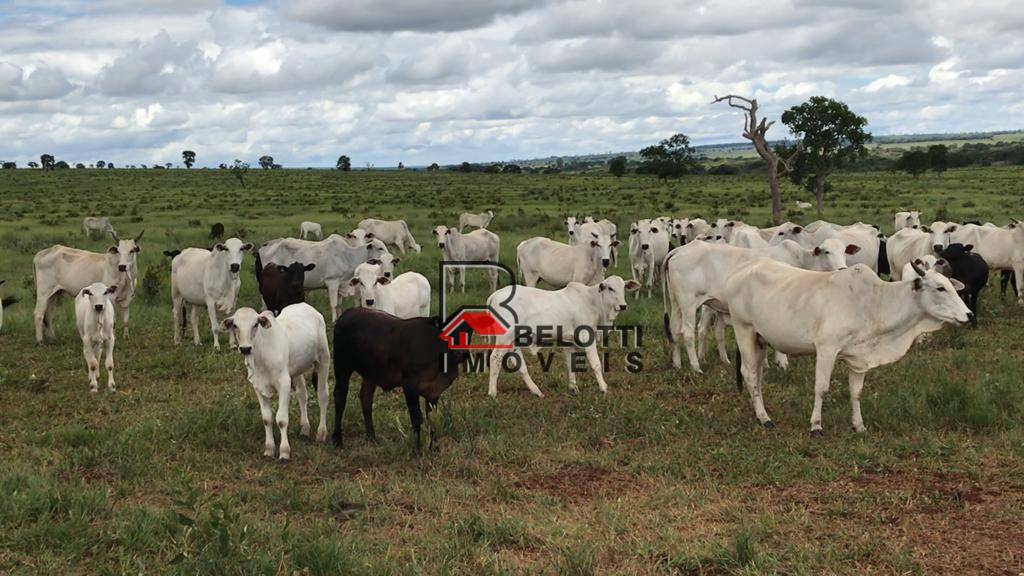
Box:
937, 286, 946, 292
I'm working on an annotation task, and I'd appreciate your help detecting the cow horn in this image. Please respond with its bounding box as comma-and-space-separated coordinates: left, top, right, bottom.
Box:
910, 259, 927, 278
134, 230, 145, 242
109, 230, 120, 242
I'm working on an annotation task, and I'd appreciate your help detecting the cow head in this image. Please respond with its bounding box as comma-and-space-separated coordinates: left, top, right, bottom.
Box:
365, 238, 389, 262
349, 262, 388, 308
637, 221, 664, 252
596, 276, 641, 322
80, 282, 117, 312
107, 230, 143, 273
769, 222, 803, 246
908, 262, 970, 324
373, 253, 399, 278
585, 227, 618, 268
276, 261, 315, 290
564, 216, 580, 240
213, 237, 253, 275
812, 238, 859, 270
221, 307, 272, 355
927, 221, 957, 253
432, 225, 453, 250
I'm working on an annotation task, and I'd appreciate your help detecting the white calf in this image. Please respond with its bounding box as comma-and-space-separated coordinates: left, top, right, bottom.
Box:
170, 238, 253, 350
358, 218, 421, 254
350, 263, 431, 318
459, 210, 494, 231
432, 225, 500, 292
75, 282, 117, 393
221, 304, 330, 461
299, 221, 322, 240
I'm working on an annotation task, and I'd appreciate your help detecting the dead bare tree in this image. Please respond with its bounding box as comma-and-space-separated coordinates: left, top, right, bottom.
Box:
712, 95, 800, 225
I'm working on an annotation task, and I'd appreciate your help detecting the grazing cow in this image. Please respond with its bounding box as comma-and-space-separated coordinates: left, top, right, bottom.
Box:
937, 243, 989, 322
349, 262, 431, 318
209, 222, 225, 240
486, 276, 641, 397
299, 221, 322, 240
663, 238, 857, 373
432, 225, 500, 292
221, 304, 330, 461
628, 219, 671, 298
258, 235, 389, 321
771, 222, 880, 271
459, 210, 495, 231
332, 307, 466, 450
74, 282, 117, 393
725, 260, 970, 434
170, 238, 253, 350
517, 225, 617, 288
82, 217, 115, 239
895, 211, 922, 232
33, 231, 143, 343
254, 251, 315, 316
795, 201, 813, 210
358, 218, 421, 254
0, 280, 16, 333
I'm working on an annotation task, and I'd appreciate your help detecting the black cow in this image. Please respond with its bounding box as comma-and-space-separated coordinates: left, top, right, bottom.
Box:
332, 307, 467, 451
876, 234, 891, 276
253, 251, 314, 315
938, 243, 989, 325
209, 222, 224, 240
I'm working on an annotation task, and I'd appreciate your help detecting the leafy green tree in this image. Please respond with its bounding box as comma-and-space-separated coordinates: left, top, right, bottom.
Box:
639, 134, 695, 181
458, 162, 472, 173
75, 163, 85, 169
258, 155, 274, 170
896, 150, 929, 178
781, 96, 871, 217
2, 161, 16, 169
928, 144, 948, 176
336, 155, 351, 171
40, 154, 55, 170
609, 156, 627, 177
28, 161, 38, 168
398, 161, 405, 170
55, 160, 70, 169
231, 159, 249, 187
96, 160, 106, 169
502, 164, 522, 174
427, 162, 440, 172
182, 150, 196, 169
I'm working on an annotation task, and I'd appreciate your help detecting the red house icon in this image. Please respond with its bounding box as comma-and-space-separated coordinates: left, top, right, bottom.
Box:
439, 307, 512, 350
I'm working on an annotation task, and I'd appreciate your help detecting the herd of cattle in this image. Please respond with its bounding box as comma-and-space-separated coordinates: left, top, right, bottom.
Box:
1, 208, 1021, 458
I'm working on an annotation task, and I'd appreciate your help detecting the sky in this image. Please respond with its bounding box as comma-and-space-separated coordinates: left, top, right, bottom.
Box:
1, 0, 1022, 168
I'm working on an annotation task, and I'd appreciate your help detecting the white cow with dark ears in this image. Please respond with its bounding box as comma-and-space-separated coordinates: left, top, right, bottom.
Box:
75, 282, 118, 393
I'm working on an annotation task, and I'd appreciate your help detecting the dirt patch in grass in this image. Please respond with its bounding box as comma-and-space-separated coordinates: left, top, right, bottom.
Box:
514, 463, 640, 503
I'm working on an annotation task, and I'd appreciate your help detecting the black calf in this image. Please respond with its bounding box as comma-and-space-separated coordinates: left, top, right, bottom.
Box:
938, 243, 989, 324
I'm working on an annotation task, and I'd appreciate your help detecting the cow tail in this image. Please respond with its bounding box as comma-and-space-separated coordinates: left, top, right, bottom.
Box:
661, 251, 675, 343
734, 348, 743, 393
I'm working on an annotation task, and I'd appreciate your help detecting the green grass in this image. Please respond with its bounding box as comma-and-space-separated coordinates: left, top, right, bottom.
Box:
0, 167, 1023, 574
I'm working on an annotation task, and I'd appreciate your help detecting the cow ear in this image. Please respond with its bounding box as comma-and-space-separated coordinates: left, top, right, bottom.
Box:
845, 244, 861, 255
912, 278, 922, 291
107, 246, 118, 254
367, 258, 381, 265
650, 227, 658, 234
215, 243, 226, 251
304, 263, 316, 271
793, 226, 802, 234
257, 314, 272, 328
922, 226, 932, 233
590, 240, 598, 247
0, 280, 4, 286
611, 240, 620, 247
377, 276, 391, 285
349, 277, 360, 286
624, 280, 641, 292
948, 225, 958, 232
220, 317, 234, 330
392, 257, 400, 264
365, 232, 375, 239
242, 243, 253, 251
949, 278, 966, 291
964, 244, 974, 252
132, 245, 141, 253
105, 285, 117, 294
346, 233, 356, 239
431, 229, 438, 236
82, 289, 92, 296
598, 282, 606, 291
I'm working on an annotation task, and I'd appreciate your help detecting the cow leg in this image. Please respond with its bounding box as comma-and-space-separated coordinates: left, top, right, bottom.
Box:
584, 345, 608, 393
104, 335, 116, 392
206, 301, 221, 350
172, 295, 183, 345
1016, 266, 1024, 306
1000, 270, 1010, 299
255, 391, 276, 458
631, 266, 642, 299
810, 349, 839, 436
189, 305, 201, 345
848, 370, 867, 433
424, 400, 437, 450
332, 369, 352, 447
488, 267, 498, 293
43, 296, 57, 340
563, 348, 579, 394
646, 261, 655, 299
487, 348, 506, 397
276, 374, 292, 460
293, 375, 311, 437
681, 303, 703, 373
314, 358, 329, 442
359, 379, 377, 442
460, 265, 466, 294
734, 325, 772, 426
83, 340, 100, 393
402, 386, 424, 451
774, 351, 789, 370
326, 280, 341, 323
33, 296, 47, 344
120, 304, 130, 338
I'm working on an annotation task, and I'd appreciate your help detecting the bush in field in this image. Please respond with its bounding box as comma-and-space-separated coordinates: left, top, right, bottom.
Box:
141, 261, 167, 300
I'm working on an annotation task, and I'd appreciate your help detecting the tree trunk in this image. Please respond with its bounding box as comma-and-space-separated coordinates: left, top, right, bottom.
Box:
815, 175, 825, 219
767, 167, 782, 226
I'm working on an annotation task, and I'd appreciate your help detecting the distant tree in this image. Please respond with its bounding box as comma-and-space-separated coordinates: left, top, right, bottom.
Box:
258, 155, 274, 170
182, 150, 196, 169
459, 162, 473, 173
75, 163, 85, 169
398, 161, 405, 170
108, 163, 115, 169
609, 156, 627, 177
28, 161, 39, 168
55, 160, 70, 169
165, 162, 173, 169
272, 163, 282, 170
781, 96, 871, 217
231, 159, 250, 187
427, 162, 440, 172
542, 167, 561, 174
640, 133, 695, 181
96, 160, 106, 169
218, 163, 228, 170
928, 144, 948, 176
336, 155, 351, 171
484, 164, 501, 173
140, 164, 147, 169
2, 161, 16, 169
896, 150, 929, 178
502, 164, 522, 174
40, 154, 55, 171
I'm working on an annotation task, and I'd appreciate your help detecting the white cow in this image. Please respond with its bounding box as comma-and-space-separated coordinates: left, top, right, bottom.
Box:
33, 231, 143, 343
350, 263, 430, 318
259, 235, 389, 321
517, 224, 618, 288
663, 238, 857, 372
375, 252, 400, 279
795, 201, 813, 210
221, 304, 331, 461
299, 221, 322, 240
900, 254, 950, 280
583, 217, 619, 266
886, 225, 950, 281
170, 238, 253, 350
681, 218, 711, 243
771, 222, 880, 271
344, 228, 371, 245
628, 219, 670, 298
82, 217, 115, 239
74, 282, 117, 393
358, 219, 421, 254
723, 259, 970, 434
951, 220, 1024, 304
432, 225, 500, 292
895, 211, 922, 232
564, 216, 582, 245
459, 210, 494, 231
486, 276, 641, 397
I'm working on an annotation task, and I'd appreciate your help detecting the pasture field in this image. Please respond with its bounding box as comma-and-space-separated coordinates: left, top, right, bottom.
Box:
1, 167, 1023, 575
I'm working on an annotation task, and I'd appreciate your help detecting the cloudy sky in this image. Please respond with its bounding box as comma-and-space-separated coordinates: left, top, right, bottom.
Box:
1, 0, 1022, 167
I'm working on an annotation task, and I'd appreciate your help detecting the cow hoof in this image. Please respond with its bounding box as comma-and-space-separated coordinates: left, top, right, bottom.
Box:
331, 436, 343, 448
810, 429, 824, 438
853, 425, 867, 433
277, 457, 290, 464
568, 386, 579, 396
762, 420, 775, 429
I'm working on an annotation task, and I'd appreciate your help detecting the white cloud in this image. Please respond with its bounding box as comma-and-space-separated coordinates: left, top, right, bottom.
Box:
863, 74, 913, 92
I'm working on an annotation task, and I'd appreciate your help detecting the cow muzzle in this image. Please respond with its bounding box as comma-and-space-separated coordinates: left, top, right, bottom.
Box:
94, 304, 104, 312
617, 304, 627, 311
932, 245, 944, 254
384, 272, 392, 278
601, 258, 610, 268
117, 265, 127, 272
568, 231, 575, 236
239, 346, 252, 355
365, 299, 375, 306
641, 244, 650, 250
230, 263, 240, 273
437, 243, 445, 249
